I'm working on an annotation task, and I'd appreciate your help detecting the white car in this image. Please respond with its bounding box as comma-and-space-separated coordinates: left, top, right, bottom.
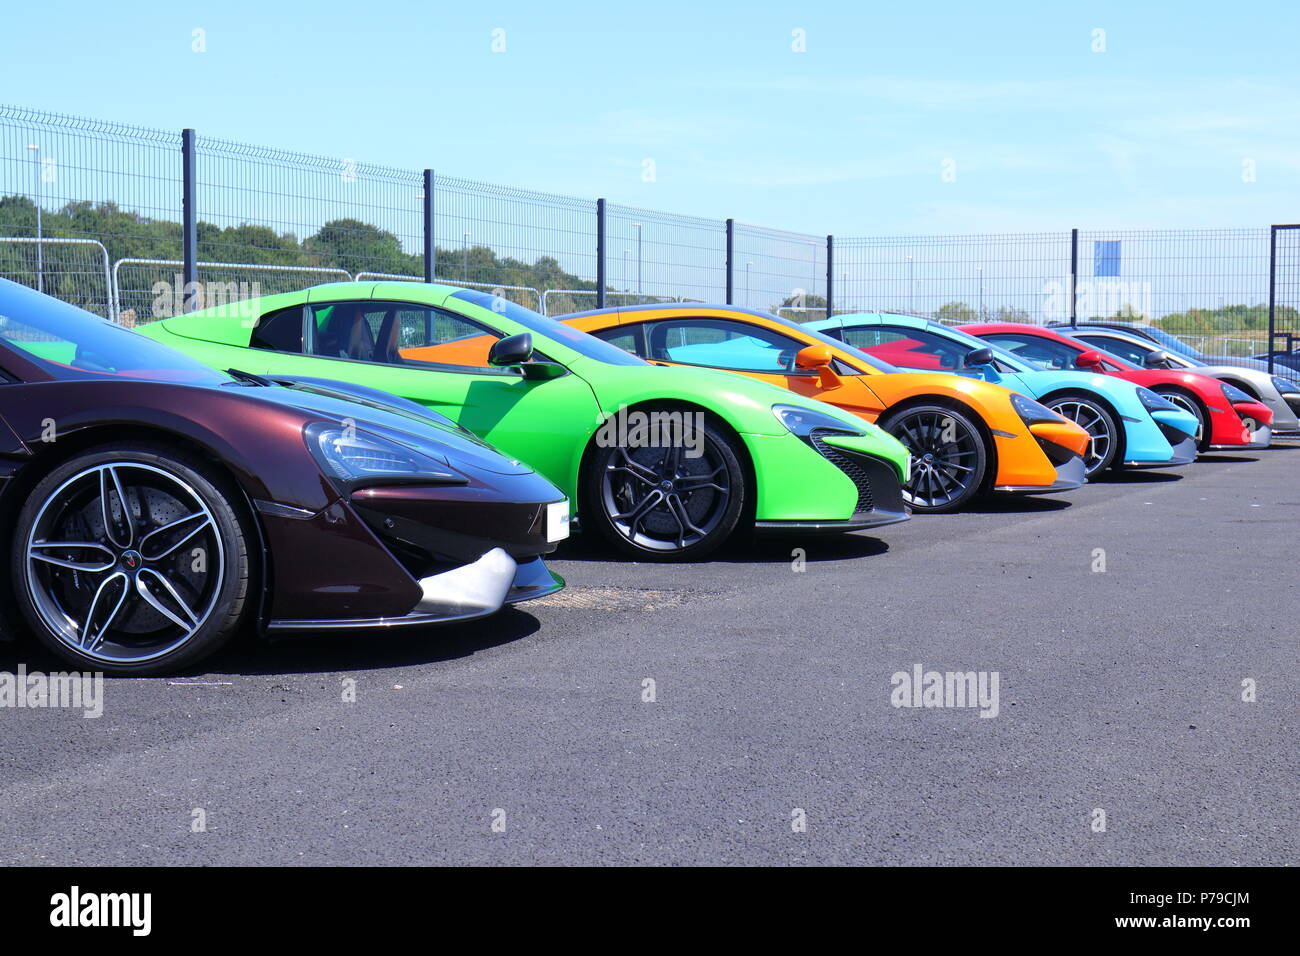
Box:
1053, 324, 1300, 439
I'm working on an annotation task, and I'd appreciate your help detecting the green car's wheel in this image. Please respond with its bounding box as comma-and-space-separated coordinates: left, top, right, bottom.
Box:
582, 410, 746, 561
879, 404, 988, 513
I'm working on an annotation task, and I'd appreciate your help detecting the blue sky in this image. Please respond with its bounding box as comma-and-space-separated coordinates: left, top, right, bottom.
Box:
2, 0, 1296, 236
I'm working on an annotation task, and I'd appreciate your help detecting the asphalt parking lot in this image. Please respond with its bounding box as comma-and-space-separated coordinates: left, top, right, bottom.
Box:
2, 446, 1296, 866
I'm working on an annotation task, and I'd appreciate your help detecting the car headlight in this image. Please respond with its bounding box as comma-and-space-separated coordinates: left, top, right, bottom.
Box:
305, 421, 462, 487
772, 404, 866, 437
1270, 376, 1300, 396
1221, 383, 1255, 405
1136, 386, 1178, 412
1009, 392, 1067, 425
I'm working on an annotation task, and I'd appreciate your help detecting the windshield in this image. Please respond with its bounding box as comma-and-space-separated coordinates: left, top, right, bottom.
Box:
0, 279, 228, 384
451, 288, 647, 366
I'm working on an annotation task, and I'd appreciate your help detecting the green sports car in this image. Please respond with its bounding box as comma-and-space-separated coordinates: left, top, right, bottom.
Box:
138, 282, 912, 559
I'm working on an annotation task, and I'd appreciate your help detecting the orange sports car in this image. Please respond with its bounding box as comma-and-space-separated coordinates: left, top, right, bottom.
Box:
559, 304, 1091, 513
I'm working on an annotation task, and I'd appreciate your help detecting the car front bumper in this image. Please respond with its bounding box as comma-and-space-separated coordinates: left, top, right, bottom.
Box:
1124, 434, 1198, 467
266, 550, 564, 631
995, 454, 1086, 493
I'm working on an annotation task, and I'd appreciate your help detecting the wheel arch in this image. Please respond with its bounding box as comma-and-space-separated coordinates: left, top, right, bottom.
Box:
1035, 387, 1128, 463
879, 394, 999, 493
0, 423, 273, 634
576, 398, 757, 527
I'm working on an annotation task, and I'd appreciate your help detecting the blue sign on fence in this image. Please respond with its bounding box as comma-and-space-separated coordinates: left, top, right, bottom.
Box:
1094, 240, 1121, 277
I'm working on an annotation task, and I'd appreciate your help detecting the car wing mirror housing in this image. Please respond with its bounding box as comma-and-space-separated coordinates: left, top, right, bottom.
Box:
1143, 349, 1173, 369
1075, 349, 1105, 370
794, 344, 841, 388
488, 332, 534, 367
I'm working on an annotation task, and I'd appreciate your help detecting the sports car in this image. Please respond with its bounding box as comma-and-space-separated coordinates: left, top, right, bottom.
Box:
1049, 323, 1300, 439
138, 282, 914, 560
0, 278, 569, 675
959, 323, 1274, 451
560, 303, 1092, 513
806, 313, 1201, 477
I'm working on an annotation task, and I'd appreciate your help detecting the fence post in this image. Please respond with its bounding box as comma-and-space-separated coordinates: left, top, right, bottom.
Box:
596, 198, 606, 309
1069, 227, 1078, 327
181, 128, 198, 312
825, 235, 834, 319
1267, 225, 1278, 374
423, 169, 435, 283
725, 218, 735, 304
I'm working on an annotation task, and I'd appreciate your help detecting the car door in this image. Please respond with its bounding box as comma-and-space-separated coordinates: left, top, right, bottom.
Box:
244, 297, 601, 488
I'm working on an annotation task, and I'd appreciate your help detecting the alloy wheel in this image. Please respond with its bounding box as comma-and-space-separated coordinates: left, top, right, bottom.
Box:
599, 441, 731, 552
24, 462, 226, 665
893, 410, 981, 510
1048, 400, 1114, 474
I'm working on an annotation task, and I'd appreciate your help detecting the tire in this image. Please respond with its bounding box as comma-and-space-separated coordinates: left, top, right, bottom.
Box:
1153, 388, 1208, 450
879, 404, 988, 513
1043, 392, 1120, 475
580, 408, 746, 561
11, 443, 253, 675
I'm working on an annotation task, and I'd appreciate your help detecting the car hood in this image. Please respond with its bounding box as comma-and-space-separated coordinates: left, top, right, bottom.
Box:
215, 378, 535, 476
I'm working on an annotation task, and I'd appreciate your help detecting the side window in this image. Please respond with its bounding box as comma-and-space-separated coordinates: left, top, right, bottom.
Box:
645, 318, 805, 373
250, 306, 304, 353
982, 333, 1074, 370
841, 325, 965, 370
594, 326, 644, 357
305, 300, 506, 370
1078, 335, 1148, 367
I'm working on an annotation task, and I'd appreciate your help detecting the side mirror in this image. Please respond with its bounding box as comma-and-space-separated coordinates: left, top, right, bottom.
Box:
794, 345, 833, 369
1074, 349, 1105, 370
794, 344, 841, 389
1143, 349, 1173, 369
964, 347, 995, 368
488, 332, 534, 367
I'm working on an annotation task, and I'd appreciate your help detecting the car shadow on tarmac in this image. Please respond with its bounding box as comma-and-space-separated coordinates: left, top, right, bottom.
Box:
0, 607, 545, 679
551, 530, 891, 564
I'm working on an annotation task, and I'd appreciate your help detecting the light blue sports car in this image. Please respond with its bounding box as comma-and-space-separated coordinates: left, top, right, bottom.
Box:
804, 313, 1200, 476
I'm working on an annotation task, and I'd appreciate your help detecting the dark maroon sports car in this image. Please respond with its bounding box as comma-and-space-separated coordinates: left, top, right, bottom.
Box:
0, 278, 568, 675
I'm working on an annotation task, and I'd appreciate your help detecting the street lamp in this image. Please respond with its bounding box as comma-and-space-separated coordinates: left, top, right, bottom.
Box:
623, 249, 630, 295
977, 266, 984, 319
632, 222, 642, 294
462, 232, 470, 282
26, 145, 42, 294
906, 255, 914, 313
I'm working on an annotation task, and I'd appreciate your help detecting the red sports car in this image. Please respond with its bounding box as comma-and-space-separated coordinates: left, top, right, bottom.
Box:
959, 323, 1273, 451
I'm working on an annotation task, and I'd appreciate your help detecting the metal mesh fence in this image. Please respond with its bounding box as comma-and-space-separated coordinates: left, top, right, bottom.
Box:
433, 176, 596, 293
835, 232, 1072, 324
604, 204, 726, 303
0, 105, 182, 314
0, 237, 114, 317
195, 135, 424, 279
733, 223, 826, 317
1269, 226, 1300, 369
1076, 228, 1270, 357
